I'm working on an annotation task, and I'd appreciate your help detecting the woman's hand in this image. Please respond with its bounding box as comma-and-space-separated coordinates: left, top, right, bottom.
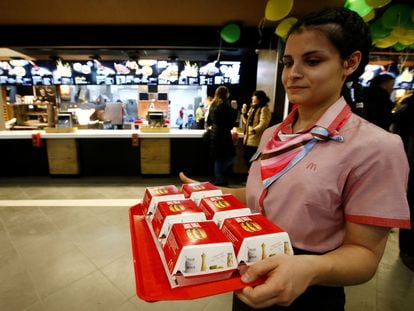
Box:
179, 171, 199, 184
236, 254, 316, 308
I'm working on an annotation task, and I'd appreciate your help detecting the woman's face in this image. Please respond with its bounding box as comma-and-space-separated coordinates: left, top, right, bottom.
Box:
281, 29, 349, 108
251, 95, 259, 106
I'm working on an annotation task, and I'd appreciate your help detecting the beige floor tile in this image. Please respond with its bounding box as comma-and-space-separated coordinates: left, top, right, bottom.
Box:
6, 217, 61, 249
0, 206, 45, 227
100, 253, 137, 298
40, 206, 95, 231
14, 232, 75, 269
0, 270, 39, 311
28, 247, 97, 298
76, 229, 131, 268
89, 206, 131, 227
0, 186, 30, 200
345, 277, 377, 311
42, 270, 127, 311
23, 302, 45, 311
0, 241, 26, 280
114, 301, 139, 311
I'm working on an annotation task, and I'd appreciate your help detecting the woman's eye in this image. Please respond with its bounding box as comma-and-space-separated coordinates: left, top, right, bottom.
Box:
281, 60, 293, 67
306, 59, 321, 66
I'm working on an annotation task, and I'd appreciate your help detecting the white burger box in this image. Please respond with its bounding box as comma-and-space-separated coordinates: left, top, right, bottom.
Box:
151, 199, 207, 245
180, 182, 223, 205
221, 214, 294, 266
198, 194, 252, 228
142, 185, 185, 216
161, 221, 238, 288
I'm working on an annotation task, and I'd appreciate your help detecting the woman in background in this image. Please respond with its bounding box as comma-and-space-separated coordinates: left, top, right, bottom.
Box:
206, 86, 236, 186
241, 90, 272, 167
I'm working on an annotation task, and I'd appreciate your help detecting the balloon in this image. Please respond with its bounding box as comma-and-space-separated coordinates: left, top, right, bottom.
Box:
374, 34, 398, 48
370, 19, 392, 40
344, 0, 373, 18
365, 0, 391, 9
381, 4, 412, 29
220, 23, 241, 43
393, 43, 407, 51
363, 9, 375, 23
265, 0, 293, 22
275, 17, 298, 40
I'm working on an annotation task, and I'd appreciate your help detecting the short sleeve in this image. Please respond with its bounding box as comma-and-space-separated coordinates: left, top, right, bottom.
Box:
343, 134, 410, 228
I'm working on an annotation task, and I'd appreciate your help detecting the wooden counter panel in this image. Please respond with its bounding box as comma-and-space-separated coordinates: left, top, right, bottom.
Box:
46, 139, 79, 175
140, 138, 170, 174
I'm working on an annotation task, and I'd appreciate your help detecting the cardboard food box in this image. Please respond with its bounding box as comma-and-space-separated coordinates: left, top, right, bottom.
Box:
162, 221, 238, 287
151, 199, 207, 245
199, 194, 251, 228
142, 185, 185, 215
221, 214, 293, 265
180, 182, 223, 205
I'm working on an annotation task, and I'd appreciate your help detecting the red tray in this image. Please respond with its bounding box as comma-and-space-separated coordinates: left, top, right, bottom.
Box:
129, 202, 260, 301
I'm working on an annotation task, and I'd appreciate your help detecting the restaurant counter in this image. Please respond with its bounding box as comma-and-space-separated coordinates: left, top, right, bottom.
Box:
0, 129, 247, 177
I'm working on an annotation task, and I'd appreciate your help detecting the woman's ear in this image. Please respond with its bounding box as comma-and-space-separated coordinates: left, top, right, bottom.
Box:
343, 51, 362, 76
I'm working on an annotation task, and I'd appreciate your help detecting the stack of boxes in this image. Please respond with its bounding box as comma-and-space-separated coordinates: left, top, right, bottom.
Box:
141, 181, 293, 288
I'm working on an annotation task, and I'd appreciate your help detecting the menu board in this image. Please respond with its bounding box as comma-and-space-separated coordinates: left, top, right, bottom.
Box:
199, 61, 219, 85
0, 59, 242, 86
114, 59, 158, 85
216, 61, 241, 85
178, 61, 199, 85
52, 60, 73, 85
0, 60, 32, 85
31, 61, 54, 85
157, 61, 179, 85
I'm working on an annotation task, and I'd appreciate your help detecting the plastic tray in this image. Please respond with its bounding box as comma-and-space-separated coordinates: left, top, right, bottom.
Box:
129, 202, 259, 301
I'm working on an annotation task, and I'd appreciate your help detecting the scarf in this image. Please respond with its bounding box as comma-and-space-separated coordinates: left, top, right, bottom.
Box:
255, 99, 352, 212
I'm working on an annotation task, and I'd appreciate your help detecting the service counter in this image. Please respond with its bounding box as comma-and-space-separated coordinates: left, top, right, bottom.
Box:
0, 129, 247, 177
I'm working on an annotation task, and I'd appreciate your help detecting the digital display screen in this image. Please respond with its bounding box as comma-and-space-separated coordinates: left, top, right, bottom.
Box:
0, 60, 33, 85
52, 60, 73, 85
114, 59, 158, 85
157, 61, 179, 85
31, 61, 54, 85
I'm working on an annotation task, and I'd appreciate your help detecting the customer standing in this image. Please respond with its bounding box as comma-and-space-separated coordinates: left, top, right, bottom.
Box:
241, 90, 272, 167
206, 86, 236, 186
181, 7, 410, 310
195, 103, 205, 129
363, 73, 395, 131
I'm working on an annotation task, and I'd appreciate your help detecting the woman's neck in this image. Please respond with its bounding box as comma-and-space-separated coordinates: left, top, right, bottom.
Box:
293, 98, 339, 132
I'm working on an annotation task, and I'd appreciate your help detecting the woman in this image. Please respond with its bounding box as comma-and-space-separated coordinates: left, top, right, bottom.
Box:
181, 7, 410, 310
241, 90, 272, 166
206, 86, 236, 186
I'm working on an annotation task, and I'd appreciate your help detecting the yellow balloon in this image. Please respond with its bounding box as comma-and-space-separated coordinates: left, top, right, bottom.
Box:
265, 0, 294, 22
275, 17, 298, 39
374, 35, 399, 48
365, 0, 391, 9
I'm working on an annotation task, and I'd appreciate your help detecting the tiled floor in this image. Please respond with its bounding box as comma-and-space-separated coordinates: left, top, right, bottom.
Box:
0, 176, 413, 311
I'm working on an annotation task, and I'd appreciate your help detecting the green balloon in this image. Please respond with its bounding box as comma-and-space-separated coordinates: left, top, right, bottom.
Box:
220, 23, 241, 44
344, 0, 373, 18
393, 42, 407, 51
381, 4, 412, 29
370, 18, 392, 39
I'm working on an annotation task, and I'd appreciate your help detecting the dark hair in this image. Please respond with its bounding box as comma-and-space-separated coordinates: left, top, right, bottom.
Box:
253, 90, 270, 107
211, 86, 229, 106
369, 73, 395, 88
288, 7, 372, 83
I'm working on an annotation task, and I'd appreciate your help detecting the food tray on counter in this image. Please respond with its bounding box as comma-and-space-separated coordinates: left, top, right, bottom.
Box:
129, 202, 261, 302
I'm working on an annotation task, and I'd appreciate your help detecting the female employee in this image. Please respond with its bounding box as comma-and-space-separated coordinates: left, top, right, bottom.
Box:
180, 7, 410, 310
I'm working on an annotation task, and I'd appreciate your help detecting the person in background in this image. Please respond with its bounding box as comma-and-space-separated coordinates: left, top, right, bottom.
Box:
390, 91, 414, 271
176, 106, 185, 129
241, 90, 272, 167
206, 86, 236, 186
363, 73, 395, 131
181, 7, 410, 310
195, 103, 205, 129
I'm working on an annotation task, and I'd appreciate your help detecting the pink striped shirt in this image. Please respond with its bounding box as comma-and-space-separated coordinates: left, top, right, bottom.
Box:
246, 99, 410, 253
